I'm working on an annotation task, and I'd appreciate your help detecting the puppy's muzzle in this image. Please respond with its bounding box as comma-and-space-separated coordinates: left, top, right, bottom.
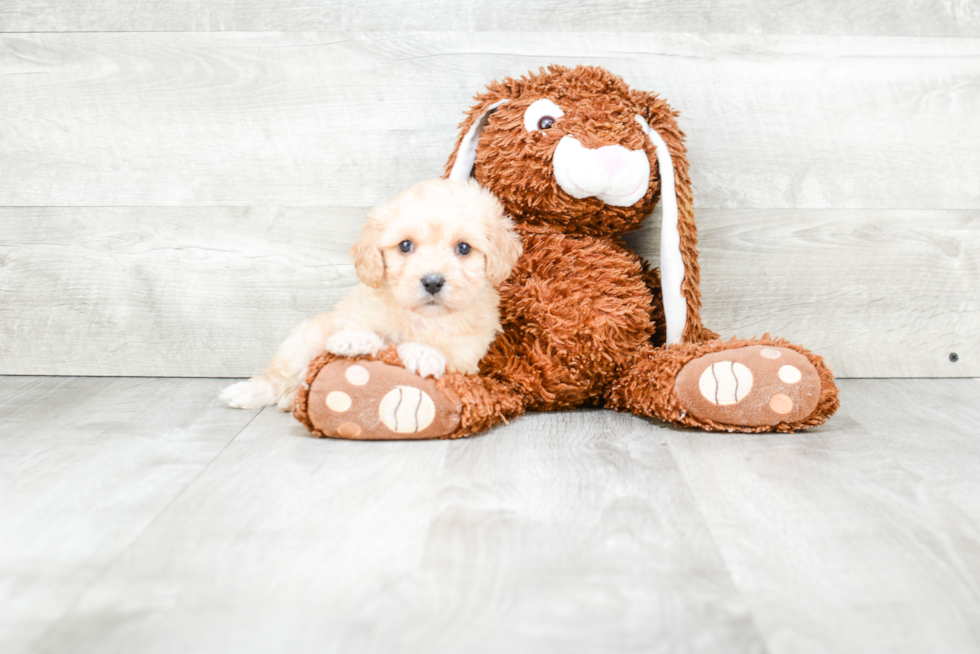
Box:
421, 273, 446, 296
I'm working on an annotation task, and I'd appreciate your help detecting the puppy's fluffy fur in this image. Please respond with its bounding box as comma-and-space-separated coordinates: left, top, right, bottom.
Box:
221, 178, 522, 411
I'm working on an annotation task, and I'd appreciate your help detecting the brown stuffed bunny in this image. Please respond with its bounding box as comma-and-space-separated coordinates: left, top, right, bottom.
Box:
294, 65, 839, 438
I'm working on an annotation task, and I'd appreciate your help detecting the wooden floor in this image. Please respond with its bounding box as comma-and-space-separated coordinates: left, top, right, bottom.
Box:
2, 377, 979, 653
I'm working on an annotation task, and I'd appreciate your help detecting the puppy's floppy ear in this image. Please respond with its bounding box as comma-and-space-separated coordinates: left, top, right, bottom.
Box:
484, 217, 523, 286
349, 212, 386, 288
473, 181, 523, 285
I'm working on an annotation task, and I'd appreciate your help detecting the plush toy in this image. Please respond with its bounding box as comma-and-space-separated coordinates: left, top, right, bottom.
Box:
294, 65, 839, 439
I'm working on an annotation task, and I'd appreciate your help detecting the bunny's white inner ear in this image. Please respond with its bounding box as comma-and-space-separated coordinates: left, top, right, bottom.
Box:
635, 114, 687, 346
448, 99, 510, 182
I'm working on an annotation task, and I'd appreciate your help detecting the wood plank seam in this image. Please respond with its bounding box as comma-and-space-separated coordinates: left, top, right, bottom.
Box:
28, 402, 266, 652
662, 435, 776, 654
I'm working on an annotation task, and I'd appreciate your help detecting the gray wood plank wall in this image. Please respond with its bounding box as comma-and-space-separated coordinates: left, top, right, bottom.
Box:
3, 1, 980, 36
1, 5, 977, 378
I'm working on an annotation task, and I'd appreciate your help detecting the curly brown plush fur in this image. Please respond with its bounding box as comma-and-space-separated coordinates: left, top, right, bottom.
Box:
605, 335, 839, 432
295, 346, 526, 439
449, 67, 711, 343
295, 64, 838, 438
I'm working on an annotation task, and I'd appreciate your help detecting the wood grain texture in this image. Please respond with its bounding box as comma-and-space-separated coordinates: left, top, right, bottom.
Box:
29, 404, 764, 654
2, 32, 979, 210
2, 0, 980, 37
2, 207, 975, 378
0, 207, 360, 377
629, 208, 980, 378
4, 377, 980, 653
0, 376, 260, 654
665, 378, 980, 654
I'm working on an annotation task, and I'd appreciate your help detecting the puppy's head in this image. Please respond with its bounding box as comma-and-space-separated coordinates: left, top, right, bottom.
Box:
350, 178, 522, 317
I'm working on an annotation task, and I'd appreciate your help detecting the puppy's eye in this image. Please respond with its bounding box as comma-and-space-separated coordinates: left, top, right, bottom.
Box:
398, 240, 413, 253
455, 242, 471, 256
524, 98, 565, 132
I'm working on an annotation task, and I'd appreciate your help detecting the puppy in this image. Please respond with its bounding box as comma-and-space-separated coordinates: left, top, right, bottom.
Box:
221, 178, 522, 411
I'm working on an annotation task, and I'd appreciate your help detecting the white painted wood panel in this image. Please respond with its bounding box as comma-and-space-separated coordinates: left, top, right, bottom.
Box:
2, 207, 974, 378
0, 376, 259, 654
2, 32, 978, 210
0, 207, 361, 377
628, 208, 979, 378
665, 378, 980, 654
32, 407, 764, 654
2, 0, 978, 37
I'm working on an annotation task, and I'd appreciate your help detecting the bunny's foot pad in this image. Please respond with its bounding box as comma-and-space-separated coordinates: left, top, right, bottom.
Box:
675, 345, 822, 428
300, 360, 461, 440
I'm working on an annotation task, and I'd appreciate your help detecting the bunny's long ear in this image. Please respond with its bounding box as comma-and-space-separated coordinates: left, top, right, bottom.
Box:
444, 99, 510, 182
632, 91, 709, 345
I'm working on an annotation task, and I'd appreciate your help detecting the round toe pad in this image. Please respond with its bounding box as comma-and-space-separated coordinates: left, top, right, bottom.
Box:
305, 361, 460, 440
676, 345, 821, 427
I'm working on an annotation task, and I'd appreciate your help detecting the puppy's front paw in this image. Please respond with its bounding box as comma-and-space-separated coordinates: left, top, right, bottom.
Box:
325, 329, 384, 357
397, 342, 447, 379
276, 390, 298, 412
221, 378, 275, 409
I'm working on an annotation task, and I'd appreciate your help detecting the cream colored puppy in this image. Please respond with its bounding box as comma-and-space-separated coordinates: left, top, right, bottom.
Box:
221, 178, 522, 411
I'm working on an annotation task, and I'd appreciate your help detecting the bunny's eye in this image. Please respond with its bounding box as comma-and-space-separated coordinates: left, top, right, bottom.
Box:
398, 240, 413, 253
456, 242, 471, 256
524, 99, 565, 132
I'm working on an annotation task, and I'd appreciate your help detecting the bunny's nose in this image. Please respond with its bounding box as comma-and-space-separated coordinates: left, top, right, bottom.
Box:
596, 145, 631, 175
421, 274, 445, 295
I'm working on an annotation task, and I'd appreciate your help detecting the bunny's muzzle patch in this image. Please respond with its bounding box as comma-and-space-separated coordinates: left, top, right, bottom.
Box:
552, 137, 650, 207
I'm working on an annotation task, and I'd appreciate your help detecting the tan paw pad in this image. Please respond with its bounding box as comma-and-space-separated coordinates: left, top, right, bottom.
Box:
778, 365, 802, 384
379, 386, 436, 434
345, 365, 370, 386
326, 391, 352, 412
336, 422, 362, 438
676, 345, 822, 427
305, 360, 461, 440
698, 361, 753, 405
769, 394, 794, 414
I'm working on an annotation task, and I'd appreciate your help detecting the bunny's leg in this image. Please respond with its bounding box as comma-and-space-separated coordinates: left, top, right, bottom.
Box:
293, 348, 527, 440
605, 337, 839, 432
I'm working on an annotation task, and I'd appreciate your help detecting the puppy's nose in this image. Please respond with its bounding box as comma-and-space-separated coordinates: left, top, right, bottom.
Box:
421, 273, 445, 295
